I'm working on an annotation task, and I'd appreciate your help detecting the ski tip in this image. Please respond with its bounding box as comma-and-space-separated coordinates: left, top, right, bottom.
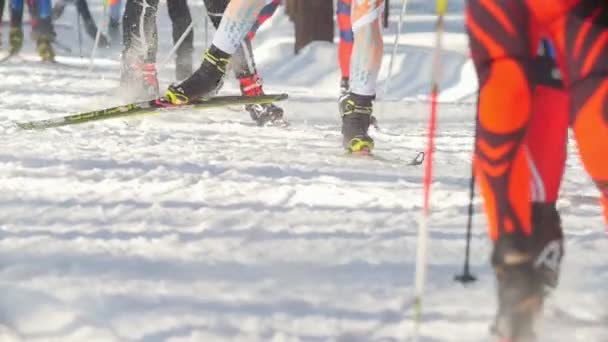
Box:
270, 93, 289, 101
15, 121, 34, 130
409, 151, 425, 165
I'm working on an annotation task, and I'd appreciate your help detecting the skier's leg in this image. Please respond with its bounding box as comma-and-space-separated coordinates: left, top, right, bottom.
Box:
543, 1, 608, 227
210, 0, 270, 54
121, 0, 159, 99
337, 0, 353, 94
33, 0, 56, 60
467, 0, 533, 255
525, 38, 568, 291
201, 0, 284, 124
122, 0, 158, 63
466, 1, 559, 339
246, 0, 279, 40
527, 41, 569, 207
202, 0, 257, 80
203, 0, 226, 29
109, 0, 122, 41
10, 0, 24, 28
165, 0, 273, 104
339, 0, 384, 153
75, 0, 109, 46
9, 0, 24, 54
167, 0, 193, 80
204, 0, 277, 35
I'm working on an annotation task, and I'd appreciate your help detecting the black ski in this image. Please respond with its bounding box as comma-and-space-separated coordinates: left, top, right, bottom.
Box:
16, 93, 289, 130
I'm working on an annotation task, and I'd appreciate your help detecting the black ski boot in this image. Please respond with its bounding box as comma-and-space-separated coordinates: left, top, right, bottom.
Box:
239, 73, 286, 126
339, 92, 375, 153
491, 203, 564, 342
164, 45, 228, 105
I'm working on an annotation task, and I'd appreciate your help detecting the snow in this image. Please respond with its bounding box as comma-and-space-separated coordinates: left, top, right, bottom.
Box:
0, 0, 606, 341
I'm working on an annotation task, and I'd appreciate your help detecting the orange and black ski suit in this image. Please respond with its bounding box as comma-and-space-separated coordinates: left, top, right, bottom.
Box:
337, 0, 354, 79
466, 0, 608, 247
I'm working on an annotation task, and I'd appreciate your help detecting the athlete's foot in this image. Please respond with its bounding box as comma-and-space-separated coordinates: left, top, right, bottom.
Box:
340, 92, 375, 153
239, 73, 286, 126
164, 45, 228, 104
37, 36, 55, 62
490, 203, 564, 342
9, 27, 23, 55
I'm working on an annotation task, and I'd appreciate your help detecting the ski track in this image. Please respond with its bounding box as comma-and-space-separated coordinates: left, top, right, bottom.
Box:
1, 1, 607, 341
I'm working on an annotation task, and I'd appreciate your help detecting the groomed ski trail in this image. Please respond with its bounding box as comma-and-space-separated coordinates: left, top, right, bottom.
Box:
1, 1, 607, 340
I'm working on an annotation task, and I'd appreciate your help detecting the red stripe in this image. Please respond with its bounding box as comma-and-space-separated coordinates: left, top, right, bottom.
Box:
423, 87, 439, 214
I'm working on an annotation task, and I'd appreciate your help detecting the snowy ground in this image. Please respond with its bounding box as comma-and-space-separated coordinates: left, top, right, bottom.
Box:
0, 1, 606, 341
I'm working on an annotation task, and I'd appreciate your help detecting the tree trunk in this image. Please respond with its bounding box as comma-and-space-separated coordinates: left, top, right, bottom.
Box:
285, 0, 297, 21
294, 0, 334, 54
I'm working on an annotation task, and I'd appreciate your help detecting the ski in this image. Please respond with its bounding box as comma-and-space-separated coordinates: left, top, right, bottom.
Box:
16, 93, 289, 130
344, 151, 425, 166
551, 306, 607, 327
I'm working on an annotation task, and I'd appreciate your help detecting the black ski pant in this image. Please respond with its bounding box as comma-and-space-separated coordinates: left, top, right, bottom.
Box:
122, 0, 192, 63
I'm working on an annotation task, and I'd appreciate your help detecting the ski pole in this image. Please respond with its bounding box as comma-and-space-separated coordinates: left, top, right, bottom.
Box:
89, 0, 109, 70
158, 20, 194, 71
204, 8, 209, 48
412, 0, 447, 340
374, 0, 408, 132
76, 6, 83, 57
454, 165, 477, 284
383, 0, 409, 98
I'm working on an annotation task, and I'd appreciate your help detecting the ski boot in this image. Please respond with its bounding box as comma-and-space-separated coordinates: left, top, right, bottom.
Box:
339, 92, 375, 154
9, 27, 23, 55
239, 73, 286, 126
37, 36, 56, 62
32, 18, 56, 61
164, 45, 229, 105
120, 54, 160, 100
491, 203, 564, 342
339, 79, 378, 129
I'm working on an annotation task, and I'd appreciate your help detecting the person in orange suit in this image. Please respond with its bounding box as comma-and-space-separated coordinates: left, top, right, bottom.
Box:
466, 1, 608, 340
